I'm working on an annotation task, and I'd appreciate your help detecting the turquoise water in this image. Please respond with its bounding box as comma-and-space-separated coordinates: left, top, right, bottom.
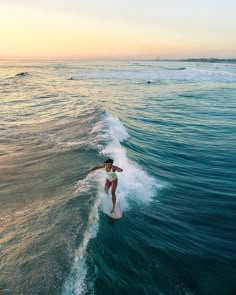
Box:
0, 61, 236, 295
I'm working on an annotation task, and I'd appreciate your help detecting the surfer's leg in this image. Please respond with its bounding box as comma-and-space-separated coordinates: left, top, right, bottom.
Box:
104, 178, 111, 194
111, 178, 118, 213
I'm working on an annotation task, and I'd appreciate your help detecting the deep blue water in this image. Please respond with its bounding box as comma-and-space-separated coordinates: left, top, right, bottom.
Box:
0, 61, 236, 295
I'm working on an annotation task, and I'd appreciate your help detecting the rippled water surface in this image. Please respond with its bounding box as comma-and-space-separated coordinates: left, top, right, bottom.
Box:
0, 61, 236, 295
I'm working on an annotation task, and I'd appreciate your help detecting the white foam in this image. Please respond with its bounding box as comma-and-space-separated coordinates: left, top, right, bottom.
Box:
63, 113, 165, 294
63, 175, 100, 295
105, 115, 128, 142
67, 141, 87, 146
100, 114, 164, 214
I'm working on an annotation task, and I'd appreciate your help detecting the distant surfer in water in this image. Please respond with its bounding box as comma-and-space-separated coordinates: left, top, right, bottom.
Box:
87, 159, 123, 213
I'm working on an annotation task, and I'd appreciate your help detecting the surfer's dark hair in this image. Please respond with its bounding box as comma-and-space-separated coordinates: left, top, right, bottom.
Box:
104, 158, 113, 164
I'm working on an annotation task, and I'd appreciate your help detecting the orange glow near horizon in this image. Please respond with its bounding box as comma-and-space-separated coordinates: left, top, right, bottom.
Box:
0, 2, 235, 60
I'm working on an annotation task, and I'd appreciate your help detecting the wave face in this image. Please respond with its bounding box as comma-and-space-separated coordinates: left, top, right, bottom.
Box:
0, 61, 235, 295
62, 114, 164, 295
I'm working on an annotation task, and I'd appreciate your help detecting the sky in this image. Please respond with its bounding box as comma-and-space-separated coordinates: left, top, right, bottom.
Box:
0, 0, 235, 60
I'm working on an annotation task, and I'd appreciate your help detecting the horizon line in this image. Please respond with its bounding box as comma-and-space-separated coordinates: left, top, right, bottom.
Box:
0, 57, 236, 62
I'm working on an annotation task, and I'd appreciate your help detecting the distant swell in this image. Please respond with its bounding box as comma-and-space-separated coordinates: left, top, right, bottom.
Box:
161, 67, 186, 70
68, 66, 236, 82
15, 72, 30, 77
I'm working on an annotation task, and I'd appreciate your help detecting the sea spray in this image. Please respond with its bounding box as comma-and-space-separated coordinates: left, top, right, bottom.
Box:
62, 175, 100, 295
100, 114, 162, 214
63, 113, 162, 294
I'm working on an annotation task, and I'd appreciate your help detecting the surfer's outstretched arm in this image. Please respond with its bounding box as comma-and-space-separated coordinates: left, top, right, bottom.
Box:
87, 164, 104, 174
114, 166, 123, 172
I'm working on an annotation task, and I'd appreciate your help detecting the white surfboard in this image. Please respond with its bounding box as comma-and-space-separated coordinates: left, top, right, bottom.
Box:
108, 203, 122, 219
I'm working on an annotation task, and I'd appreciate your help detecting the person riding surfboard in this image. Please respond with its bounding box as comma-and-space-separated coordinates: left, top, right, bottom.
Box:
87, 159, 123, 214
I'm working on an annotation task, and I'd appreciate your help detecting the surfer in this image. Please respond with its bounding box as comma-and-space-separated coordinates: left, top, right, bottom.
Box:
87, 159, 123, 213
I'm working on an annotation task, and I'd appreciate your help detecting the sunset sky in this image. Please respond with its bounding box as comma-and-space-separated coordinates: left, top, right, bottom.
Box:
0, 0, 235, 60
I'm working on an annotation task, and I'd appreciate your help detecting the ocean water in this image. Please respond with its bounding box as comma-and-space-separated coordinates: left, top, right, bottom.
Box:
0, 60, 236, 295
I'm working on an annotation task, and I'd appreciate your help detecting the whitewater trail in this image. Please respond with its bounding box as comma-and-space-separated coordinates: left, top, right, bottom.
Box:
63, 113, 164, 295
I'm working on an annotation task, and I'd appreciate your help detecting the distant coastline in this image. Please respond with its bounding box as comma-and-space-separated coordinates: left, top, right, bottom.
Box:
154, 58, 236, 64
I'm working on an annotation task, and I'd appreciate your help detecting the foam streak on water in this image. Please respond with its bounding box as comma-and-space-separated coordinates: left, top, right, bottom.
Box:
63, 113, 163, 294
62, 177, 100, 295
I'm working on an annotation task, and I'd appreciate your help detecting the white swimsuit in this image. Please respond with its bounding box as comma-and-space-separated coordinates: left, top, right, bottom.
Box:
105, 166, 117, 182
